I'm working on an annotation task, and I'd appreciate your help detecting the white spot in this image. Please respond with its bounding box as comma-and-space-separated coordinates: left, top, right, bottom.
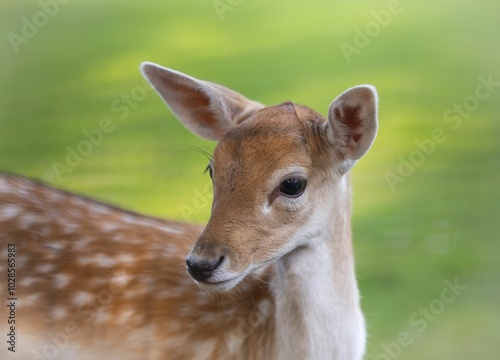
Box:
155, 224, 185, 235
16, 187, 31, 197
73, 237, 92, 250
23, 293, 41, 306
94, 253, 116, 268
116, 254, 135, 264
112, 234, 125, 242
126, 237, 142, 245
73, 291, 92, 306
92, 205, 111, 215
20, 277, 38, 287
52, 308, 67, 320
45, 242, 65, 251
102, 222, 121, 232
62, 222, 79, 234
123, 289, 145, 299
47, 190, 63, 202
36, 264, 55, 273
0, 178, 11, 193
19, 213, 38, 229
120, 215, 185, 235
78, 253, 117, 268
53, 274, 70, 289
71, 197, 87, 207
121, 214, 136, 223
111, 271, 132, 288
0, 205, 21, 219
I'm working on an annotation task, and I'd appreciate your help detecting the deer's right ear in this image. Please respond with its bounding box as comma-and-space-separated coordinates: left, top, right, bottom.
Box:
326, 85, 378, 166
140, 62, 264, 141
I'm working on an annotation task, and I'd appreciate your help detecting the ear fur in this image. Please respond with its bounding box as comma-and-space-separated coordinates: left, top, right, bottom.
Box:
326, 85, 378, 166
140, 62, 264, 140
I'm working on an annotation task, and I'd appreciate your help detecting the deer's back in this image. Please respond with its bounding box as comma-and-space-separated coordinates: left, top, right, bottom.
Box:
0, 175, 275, 359
0, 175, 229, 358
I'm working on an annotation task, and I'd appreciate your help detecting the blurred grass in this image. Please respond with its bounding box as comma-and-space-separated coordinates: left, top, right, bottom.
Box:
1, 0, 499, 358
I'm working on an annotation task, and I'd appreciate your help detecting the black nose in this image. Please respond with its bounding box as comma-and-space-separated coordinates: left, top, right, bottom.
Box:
186, 256, 224, 282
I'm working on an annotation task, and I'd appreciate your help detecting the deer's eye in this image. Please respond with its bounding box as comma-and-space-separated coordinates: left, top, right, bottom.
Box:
279, 178, 307, 197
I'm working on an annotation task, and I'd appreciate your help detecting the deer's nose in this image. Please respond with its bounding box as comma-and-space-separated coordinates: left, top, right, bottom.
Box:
186, 256, 224, 282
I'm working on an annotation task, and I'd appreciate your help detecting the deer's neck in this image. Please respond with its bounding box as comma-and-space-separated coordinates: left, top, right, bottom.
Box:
272, 175, 365, 360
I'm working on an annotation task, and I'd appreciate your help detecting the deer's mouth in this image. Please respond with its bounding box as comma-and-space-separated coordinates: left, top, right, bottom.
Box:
196, 272, 247, 292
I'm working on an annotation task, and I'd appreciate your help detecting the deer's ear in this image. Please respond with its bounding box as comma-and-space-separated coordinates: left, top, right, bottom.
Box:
326, 85, 378, 164
140, 62, 264, 141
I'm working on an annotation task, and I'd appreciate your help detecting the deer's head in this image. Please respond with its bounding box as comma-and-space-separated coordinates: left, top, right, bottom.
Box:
141, 63, 377, 292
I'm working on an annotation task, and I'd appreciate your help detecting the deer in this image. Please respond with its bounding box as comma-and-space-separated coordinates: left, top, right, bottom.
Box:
0, 62, 378, 360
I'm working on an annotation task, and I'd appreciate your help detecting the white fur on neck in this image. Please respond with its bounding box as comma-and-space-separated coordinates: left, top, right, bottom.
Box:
272, 175, 365, 360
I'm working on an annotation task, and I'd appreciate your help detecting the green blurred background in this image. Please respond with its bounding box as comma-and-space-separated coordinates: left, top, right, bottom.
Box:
1, 0, 498, 358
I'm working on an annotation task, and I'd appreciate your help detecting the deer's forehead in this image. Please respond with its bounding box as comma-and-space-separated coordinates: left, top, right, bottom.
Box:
211, 103, 328, 182
214, 129, 310, 175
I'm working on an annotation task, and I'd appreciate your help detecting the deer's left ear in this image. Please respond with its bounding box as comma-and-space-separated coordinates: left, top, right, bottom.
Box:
140, 62, 264, 141
326, 85, 378, 162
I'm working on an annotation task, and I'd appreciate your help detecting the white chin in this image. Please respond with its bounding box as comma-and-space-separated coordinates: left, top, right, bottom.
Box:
196, 274, 245, 293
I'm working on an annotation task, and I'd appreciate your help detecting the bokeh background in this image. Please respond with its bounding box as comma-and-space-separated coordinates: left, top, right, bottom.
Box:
1, 0, 498, 358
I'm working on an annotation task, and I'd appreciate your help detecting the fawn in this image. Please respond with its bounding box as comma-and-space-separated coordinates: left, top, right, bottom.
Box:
0, 62, 378, 359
